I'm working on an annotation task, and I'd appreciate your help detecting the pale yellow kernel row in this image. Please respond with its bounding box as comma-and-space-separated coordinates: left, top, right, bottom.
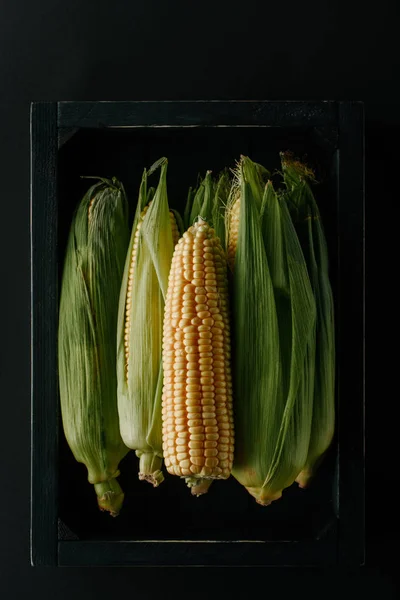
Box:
124, 204, 179, 377
161, 220, 234, 481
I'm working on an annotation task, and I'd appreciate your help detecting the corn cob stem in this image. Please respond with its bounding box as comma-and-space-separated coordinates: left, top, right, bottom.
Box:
186, 477, 213, 496
137, 452, 164, 487
94, 478, 124, 517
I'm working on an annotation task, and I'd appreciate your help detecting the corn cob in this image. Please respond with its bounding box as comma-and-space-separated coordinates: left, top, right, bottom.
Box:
117, 158, 181, 487
228, 156, 315, 505
161, 218, 234, 495
281, 153, 335, 488
58, 177, 130, 516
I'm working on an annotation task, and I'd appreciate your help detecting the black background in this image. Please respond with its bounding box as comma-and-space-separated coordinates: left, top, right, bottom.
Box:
0, 0, 393, 597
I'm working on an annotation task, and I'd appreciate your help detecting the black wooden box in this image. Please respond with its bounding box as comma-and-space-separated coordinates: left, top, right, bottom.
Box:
30, 101, 364, 567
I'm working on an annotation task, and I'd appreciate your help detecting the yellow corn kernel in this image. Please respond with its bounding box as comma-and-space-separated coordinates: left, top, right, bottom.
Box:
161, 219, 234, 493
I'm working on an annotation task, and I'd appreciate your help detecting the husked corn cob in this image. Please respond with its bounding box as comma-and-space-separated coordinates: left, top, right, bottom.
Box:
161, 219, 234, 494
117, 158, 181, 487
58, 177, 130, 516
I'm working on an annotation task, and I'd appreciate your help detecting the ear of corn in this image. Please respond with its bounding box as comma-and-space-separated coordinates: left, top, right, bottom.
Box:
116, 158, 180, 487
281, 154, 335, 487
260, 179, 316, 498
228, 166, 281, 505
229, 157, 316, 505
58, 177, 130, 516
161, 218, 234, 495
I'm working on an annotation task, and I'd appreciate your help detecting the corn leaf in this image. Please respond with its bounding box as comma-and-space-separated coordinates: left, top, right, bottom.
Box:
58, 178, 130, 516
189, 183, 205, 227
230, 167, 282, 505
117, 159, 175, 486
213, 169, 230, 249
260, 181, 316, 497
281, 154, 335, 487
198, 170, 214, 222
184, 186, 196, 230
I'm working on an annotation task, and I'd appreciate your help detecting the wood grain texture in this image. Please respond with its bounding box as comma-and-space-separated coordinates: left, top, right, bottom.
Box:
336, 101, 365, 566
58, 529, 337, 567
57, 100, 338, 129
30, 102, 58, 566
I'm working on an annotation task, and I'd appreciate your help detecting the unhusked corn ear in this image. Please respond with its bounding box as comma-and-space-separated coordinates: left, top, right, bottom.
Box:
281, 153, 335, 488
58, 177, 130, 516
259, 178, 315, 501
117, 158, 180, 487
229, 157, 315, 505
161, 219, 234, 494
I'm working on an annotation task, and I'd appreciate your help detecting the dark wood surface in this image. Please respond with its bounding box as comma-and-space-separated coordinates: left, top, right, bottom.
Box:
57, 100, 338, 128
30, 103, 59, 566
57, 536, 337, 567
336, 103, 365, 566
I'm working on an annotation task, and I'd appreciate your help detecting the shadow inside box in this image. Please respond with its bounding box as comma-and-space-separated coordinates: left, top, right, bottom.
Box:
57, 125, 337, 255
58, 425, 338, 543
56, 123, 339, 546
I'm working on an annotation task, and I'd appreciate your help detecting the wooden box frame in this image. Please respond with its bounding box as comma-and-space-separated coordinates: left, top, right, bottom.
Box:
30, 101, 364, 566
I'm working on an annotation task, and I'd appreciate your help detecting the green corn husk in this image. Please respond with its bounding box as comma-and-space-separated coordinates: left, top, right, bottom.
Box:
225, 157, 270, 272
170, 208, 184, 238
198, 170, 215, 222
260, 180, 316, 498
281, 153, 335, 488
186, 171, 215, 226
117, 158, 177, 487
230, 156, 316, 505
58, 177, 130, 516
238, 154, 270, 210
212, 169, 231, 250
188, 180, 204, 227
147, 186, 156, 203
184, 186, 196, 230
